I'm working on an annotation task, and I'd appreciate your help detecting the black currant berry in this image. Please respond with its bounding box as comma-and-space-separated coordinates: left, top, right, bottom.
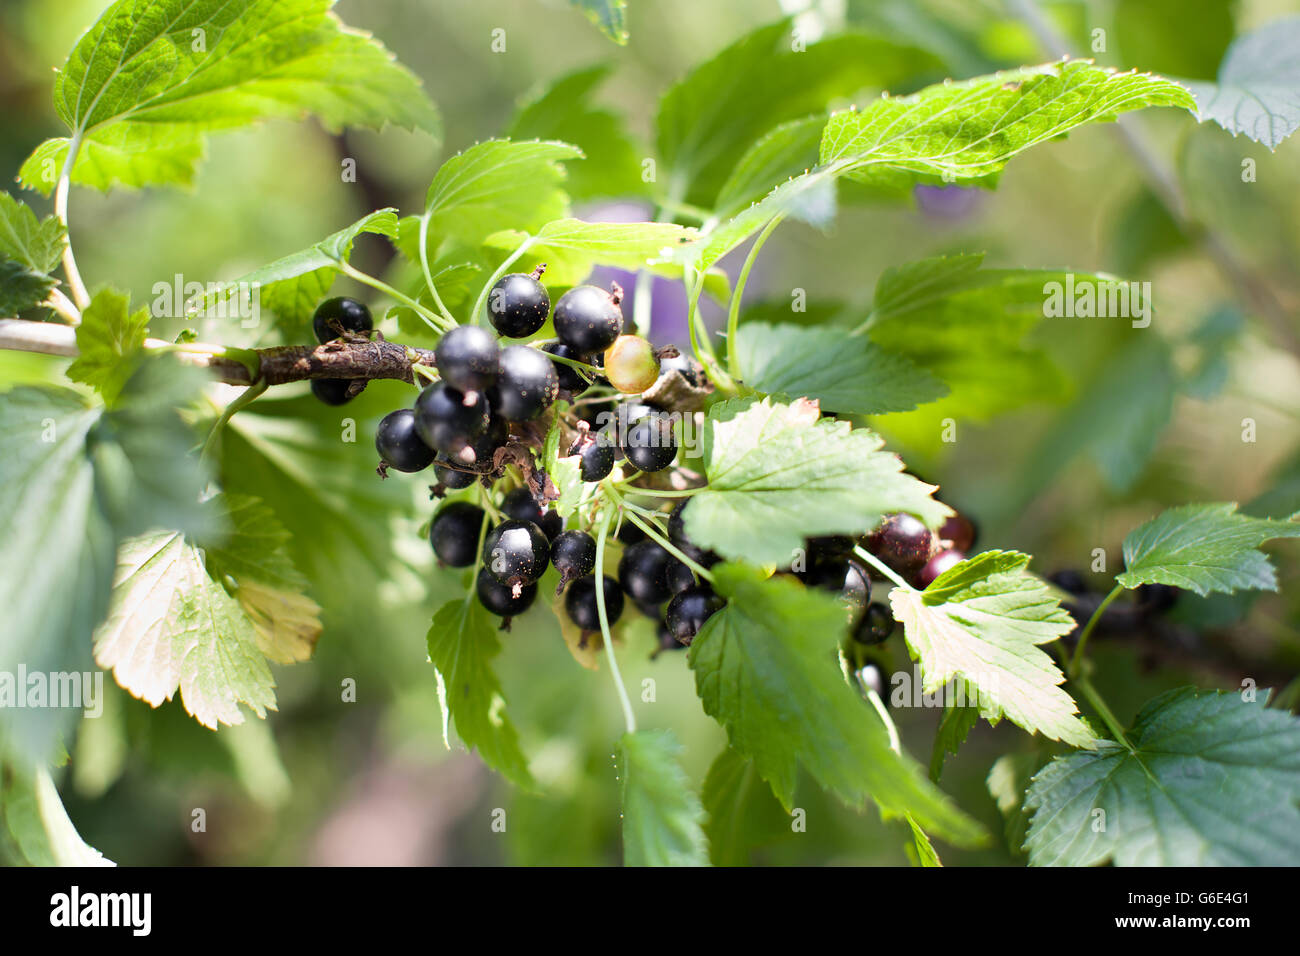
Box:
435, 325, 500, 394
483, 519, 550, 589
616, 520, 647, 545
1136, 583, 1180, 616
543, 342, 592, 395
414, 383, 489, 459
429, 501, 486, 568
867, 513, 934, 574
476, 566, 537, 622
939, 513, 977, 553
652, 621, 685, 658
565, 574, 625, 631
666, 558, 696, 595
855, 661, 886, 701
852, 602, 895, 645
550, 530, 597, 592
802, 557, 871, 622
468, 414, 510, 469
311, 378, 355, 406
488, 345, 559, 421
618, 539, 685, 606
807, 535, 854, 562
622, 413, 677, 472
488, 272, 550, 338
554, 284, 623, 353
656, 351, 708, 389
578, 436, 615, 482
433, 457, 477, 489
312, 297, 372, 343
919, 549, 965, 588
501, 487, 563, 541
668, 500, 720, 568
375, 408, 436, 473
665, 585, 725, 646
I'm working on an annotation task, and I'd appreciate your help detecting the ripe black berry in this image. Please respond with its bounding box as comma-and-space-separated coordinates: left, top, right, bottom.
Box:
616, 520, 647, 545
554, 284, 623, 352
550, 530, 597, 591
652, 621, 685, 658
467, 414, 510, 469
500, 487, 562, 540
429, 501, 486, 567
802, 557, 871, 622
867, 513, 934, 574
543, 342, 592, 395
807, 535, 855, 562
311, 378, 355, 406
375, 408, 436, 473
578, 436, 615, 482
433, 457, 477, 489
565, 575, 625, 631
852, 602, 895, 645
483, 519, 550, 589
488, 345, 559, 421
665, 585, 725, 646
1136, 583, 1180, 616
668, 500, 720, 568
919, 549, 965, 588
622, 413, 677, 472
487, 273, 550, 338
939, 513, 977, 553
414, 383, 489, 459
435, 325, 500, 394
618, 539, 686, 606
312, 297, 373, 343
476, 566, 537, 620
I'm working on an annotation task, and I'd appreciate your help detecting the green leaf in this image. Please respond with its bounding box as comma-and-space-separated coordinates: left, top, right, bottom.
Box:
507, 66, 644, 199
425, 140, 583, 248
987, 752, 1040, 856
427, 598, 534, 788
1183, 17, 1300, 149
0, 261, 57, 315
689, 562, 985, 847
1024, 687, 1300, 866
715, 114, 827, 219
905, 814, 942, 867
732, 321, 947, 415
683, 397, 950, 566
929, 704, 979, 782
1116, 502, 1300, 596
541, 415, 583, 519
618, 729, 709, 866
821, 60, 1195, 188
0, 192, 66, 274
890, 551, 1095, 748
21, 0, 438, 194
701, 746, 792, 866
209, 209, 397, 331
568, 0, 628, 44
489, 219, 694, 271
1, 765, 113, 866
65, 289, 149, 401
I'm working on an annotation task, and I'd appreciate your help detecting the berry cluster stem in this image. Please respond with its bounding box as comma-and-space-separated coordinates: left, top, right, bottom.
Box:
1068, 583, 1123, 678
853, 545, 916, 592
594, 509, 637, 734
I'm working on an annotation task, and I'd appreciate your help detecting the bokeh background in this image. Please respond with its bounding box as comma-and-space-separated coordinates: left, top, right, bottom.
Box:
2, 0, 1298, 865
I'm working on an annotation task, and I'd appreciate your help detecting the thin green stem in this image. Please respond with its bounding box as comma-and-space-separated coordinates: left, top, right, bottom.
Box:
199, 379, 267, 465
418, 212, 459, 326
338, 261, 452, 334
614, 496, 714, 583
853, 545, 915, 592
539, 347, 599, 376
1069, 584, 1123, 678
412, 363, 439, 385
725, 215, 783, 380
54, 130, 90, 310
609, 484, 699, 499
867, 688, 901, 754
471, 235, 535, 327
595, 509, 637, 734
1073, 674, 1134, 750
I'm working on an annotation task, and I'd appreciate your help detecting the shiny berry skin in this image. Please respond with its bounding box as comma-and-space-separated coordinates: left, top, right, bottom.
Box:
919, 549, 965, 588
939, 513, 977, 553
565, 574, 625, 631
666, 559, 696, 595
500, 487, 562, 540
868, 513, 934, 574
476, 566, 537, 619
467, 414, 510, 468
414, 383, 489, 459
603, 335, 659, 393
554, 284, 623, 352
618, 540, 685, 606
488, 345, 559, 421
652, 621, 685, 657
578, 437, 615, 482
855, 661, 886, 700
616, 520, 646, 545
433, 457, 477, 489
312, 297, 373, 343
311, 378, 355, 406
622, 413, 677, 472
551, 530, 597, 590
852, 602, 895, 645
487, 273, 550, 338
807, 535, 855, 561
435, 325, 500, 394
543, 342, 592, 395
429, 502, 486, 567
665, 585, 725, 646
802, 557, 871, 621
483, 519, 550, 587
375, 408, 436, 473
668, 500, 720, 568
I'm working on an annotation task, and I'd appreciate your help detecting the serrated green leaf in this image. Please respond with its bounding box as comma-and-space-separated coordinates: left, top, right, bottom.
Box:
1183, 17, 1300, 148
1, 765, 113, 866
733, 321, 947, 415
541, 416, 583, 519
683, 397, 950, 566
987, 751, 1040, 856
1116, 502, 1300, 596
488, 219, 694, 270
929, 703, 979, 782
0, 261, 57, 315
65, 288, 149, 401
0, 192, 66, 274
701, 746, 791, 866
568, 0, 628, 44
618, 729, 709, 866
906, 814, 942, 867
21, 0, 438, 194
715, 114, 827, 219
1024, 687, 1300, 866
689, 562, 985, 847
427, 598, 534, 788
890, 551, 1094, 748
